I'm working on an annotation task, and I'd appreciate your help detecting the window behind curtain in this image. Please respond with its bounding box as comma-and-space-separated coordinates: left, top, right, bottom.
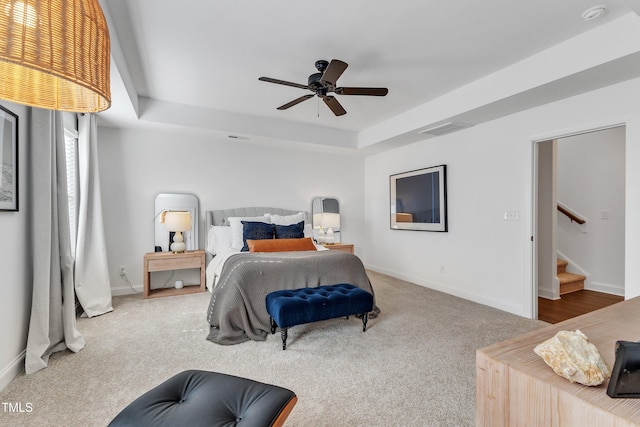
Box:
63, 112, 78, 259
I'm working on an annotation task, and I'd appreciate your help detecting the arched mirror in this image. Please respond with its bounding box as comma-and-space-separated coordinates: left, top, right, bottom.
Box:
312, 197, 340, 244
154, 193, 199, 252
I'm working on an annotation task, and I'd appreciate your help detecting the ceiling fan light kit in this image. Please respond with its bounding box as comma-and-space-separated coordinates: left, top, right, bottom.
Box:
259, 59, 388, 116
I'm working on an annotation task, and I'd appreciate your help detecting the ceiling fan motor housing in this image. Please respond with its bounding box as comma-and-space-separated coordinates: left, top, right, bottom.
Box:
308, 72, 329, 92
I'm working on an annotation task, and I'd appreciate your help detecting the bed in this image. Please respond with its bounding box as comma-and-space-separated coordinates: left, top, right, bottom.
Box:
204, 207, 378, 345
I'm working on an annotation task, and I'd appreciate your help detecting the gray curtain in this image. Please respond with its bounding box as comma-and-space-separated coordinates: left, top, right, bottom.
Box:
74, 114, 113, 317
25, 109, 84, 374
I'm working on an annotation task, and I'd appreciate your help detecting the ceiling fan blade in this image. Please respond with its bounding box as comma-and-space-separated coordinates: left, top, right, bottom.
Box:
335, 87, 388, 96
320, 59, 348, 86
322, 96, 346, 116
259, 77, 309, 90
277, 94, 315, 110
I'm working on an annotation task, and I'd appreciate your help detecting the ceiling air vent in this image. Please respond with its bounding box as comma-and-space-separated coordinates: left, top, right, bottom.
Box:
417, 121, 472, 137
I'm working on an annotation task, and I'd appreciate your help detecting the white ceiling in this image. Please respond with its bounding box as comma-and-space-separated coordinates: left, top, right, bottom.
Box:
98, 0, 640, 152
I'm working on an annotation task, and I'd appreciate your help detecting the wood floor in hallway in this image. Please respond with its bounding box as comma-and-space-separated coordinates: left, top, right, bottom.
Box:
538, 290, 624, 324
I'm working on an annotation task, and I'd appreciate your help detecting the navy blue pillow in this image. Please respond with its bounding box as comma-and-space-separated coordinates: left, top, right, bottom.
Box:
274, 221, 304, 239
241, 221, 274, 251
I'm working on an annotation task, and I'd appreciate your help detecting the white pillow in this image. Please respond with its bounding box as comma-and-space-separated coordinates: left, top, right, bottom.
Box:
206, 225, 232, 255
228, 215, 270, 249
304, 223, 313, 238
270, 212, 305, 225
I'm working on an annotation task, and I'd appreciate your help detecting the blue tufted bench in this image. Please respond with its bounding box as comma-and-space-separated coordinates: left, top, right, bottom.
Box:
265, 283, 374, 350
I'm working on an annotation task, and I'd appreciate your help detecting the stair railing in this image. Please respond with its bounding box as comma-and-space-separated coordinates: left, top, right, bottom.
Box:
557, 203, 586, 225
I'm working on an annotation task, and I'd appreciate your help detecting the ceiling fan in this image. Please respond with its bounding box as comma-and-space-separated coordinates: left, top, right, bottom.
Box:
258, 59, 388, 116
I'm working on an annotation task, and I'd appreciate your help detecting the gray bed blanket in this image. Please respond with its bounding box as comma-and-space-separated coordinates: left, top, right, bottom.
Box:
206, 250, 378, 345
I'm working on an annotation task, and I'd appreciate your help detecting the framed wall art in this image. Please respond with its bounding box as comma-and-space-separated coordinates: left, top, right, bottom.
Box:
0, 105, 18, 211
390, 164, 447, 232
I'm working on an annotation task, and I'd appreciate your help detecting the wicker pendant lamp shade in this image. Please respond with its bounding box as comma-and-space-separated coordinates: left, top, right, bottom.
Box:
0, 0, 111, 112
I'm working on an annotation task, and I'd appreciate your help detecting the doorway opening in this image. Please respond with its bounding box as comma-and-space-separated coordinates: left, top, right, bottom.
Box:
533, 125, 625, 323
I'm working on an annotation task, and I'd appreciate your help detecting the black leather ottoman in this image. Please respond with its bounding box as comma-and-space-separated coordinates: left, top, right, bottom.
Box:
109, 370, 297, 427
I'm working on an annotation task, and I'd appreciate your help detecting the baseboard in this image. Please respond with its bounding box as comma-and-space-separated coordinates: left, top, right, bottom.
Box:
110, 284, 142, 296
585, 281, 624, 296
538, 287, 560, 300
0, 350, 25, 392
363, 263, 526, 317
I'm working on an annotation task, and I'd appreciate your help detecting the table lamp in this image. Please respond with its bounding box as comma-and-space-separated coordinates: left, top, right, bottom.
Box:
161, 211, 192, 253
322, 213, 340, 244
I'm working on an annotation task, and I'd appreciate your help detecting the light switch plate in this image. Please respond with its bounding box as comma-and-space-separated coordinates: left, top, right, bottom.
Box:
504, 211, 519, 221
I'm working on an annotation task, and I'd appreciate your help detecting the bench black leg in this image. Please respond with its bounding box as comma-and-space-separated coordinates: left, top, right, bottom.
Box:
281, 328, 288, 350
361, 313, 369, 332
269, 317, 276, 334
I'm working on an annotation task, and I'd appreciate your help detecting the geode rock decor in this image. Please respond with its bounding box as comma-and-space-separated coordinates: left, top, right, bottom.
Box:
533, 330, 610, 386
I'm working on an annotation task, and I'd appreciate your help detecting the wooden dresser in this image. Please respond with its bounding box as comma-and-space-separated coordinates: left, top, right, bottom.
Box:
476, 296, 640, 426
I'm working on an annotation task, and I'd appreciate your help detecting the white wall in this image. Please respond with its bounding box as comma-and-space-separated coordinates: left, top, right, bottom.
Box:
0, 102, 31, 391
557, 127, 625, 295
97, 127, 365, 293
536, 140, 559, 301
362, 77, 640, 318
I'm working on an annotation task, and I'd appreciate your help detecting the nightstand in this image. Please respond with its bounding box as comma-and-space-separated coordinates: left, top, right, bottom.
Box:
143, 250, 206, 299
324, 243, 354, 254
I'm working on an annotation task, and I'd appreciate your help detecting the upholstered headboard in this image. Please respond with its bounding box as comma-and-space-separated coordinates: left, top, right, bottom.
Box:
206, 207, 308, 228
205, 207, 309, 262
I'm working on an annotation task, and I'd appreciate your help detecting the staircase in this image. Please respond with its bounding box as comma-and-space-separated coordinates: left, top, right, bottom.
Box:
557, 258, 586, 295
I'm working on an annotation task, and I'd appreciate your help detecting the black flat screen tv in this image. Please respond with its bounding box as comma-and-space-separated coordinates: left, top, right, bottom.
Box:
390, 165, 447, 232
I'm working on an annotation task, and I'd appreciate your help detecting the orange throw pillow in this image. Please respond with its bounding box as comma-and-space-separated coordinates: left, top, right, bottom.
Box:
247, 237, 317, 253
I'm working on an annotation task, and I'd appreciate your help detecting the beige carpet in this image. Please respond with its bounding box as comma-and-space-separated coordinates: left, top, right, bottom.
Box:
0, 271, 545, 426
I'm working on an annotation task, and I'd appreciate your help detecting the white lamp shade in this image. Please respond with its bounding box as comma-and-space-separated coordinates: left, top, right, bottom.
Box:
163, 211, 192, 232
321, 213, 340, 230
312, 213, 323, 229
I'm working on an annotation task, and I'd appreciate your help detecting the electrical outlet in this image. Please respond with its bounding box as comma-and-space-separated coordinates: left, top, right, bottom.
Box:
119, 266, 126, 276
440, 265, 445, 274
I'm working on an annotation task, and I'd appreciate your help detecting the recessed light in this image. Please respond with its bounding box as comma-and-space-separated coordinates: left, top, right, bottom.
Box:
582, 5, 606, 21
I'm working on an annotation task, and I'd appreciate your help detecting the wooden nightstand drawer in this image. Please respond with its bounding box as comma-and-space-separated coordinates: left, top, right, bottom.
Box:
147, 256, 201, 272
